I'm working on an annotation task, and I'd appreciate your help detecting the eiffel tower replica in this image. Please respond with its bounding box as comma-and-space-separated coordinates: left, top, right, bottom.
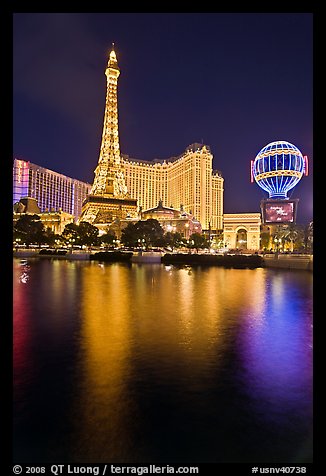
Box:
78, 45, 138, 230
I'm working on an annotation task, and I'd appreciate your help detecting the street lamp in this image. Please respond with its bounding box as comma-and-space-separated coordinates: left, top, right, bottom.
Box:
274, 237, 282, 253
15, 238, 21, 251
185, 223, 189, 240
70, 238, 75, 253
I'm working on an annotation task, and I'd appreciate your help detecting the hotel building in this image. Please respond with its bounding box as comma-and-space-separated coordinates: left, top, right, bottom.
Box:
13, 197, 74, 235
13, 158, 92, 220
122, 143, 224, 231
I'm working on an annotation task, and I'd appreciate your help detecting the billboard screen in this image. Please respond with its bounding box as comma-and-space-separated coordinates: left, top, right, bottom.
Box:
261, 199, 298, 224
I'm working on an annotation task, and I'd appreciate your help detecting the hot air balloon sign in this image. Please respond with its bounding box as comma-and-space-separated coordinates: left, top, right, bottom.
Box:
251, 140, 308, 224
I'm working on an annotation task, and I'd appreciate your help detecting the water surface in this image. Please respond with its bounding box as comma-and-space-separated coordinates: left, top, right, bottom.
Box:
13, 259, 313, 463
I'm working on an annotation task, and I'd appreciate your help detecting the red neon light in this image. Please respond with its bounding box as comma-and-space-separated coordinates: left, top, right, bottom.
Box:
304, 155, 309, 176
250, 160, 254, 183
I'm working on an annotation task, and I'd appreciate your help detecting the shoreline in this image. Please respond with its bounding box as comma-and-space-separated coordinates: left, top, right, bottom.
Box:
13, 250, 313, 271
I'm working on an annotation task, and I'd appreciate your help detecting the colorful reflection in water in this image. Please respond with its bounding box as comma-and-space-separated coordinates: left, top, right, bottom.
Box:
239, 271, 312, 405
13, 260, 313, 463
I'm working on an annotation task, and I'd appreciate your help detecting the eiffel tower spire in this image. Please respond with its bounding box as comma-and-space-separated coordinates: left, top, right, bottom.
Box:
78, 46, 138, 228
91, 44, 126, 196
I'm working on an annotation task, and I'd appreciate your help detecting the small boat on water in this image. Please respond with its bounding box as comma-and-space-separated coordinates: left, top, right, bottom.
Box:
131, 251, 164, 263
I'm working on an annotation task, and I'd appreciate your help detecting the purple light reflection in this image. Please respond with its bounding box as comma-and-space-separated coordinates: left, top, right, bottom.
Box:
237, 270, 313, 419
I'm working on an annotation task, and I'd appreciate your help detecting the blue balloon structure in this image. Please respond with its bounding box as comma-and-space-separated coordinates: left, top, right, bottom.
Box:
251, 140, 306, 198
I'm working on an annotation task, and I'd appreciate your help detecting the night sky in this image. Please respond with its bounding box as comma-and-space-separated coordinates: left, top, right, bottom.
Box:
13, 13, 313, 224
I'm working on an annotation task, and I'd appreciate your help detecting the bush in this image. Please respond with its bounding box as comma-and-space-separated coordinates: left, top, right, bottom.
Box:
39, 249, 55, 255
161, 253, 264, 268
38, 249, 67, 256
90, 251, 133, 262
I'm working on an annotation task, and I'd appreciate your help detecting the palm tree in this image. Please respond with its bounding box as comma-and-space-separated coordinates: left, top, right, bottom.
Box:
282, 224, 300, 252
304, 221, 313, 253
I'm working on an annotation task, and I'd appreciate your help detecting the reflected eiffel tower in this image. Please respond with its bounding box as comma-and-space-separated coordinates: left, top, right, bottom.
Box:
78, 45, 138, 229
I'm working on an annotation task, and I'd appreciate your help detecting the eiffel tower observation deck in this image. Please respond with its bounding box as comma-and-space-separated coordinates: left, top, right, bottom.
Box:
78, 45, 138, 229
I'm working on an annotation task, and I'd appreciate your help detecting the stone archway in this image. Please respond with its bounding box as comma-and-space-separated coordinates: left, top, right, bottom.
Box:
223, 213, 261, 251
236, 228, 248, 249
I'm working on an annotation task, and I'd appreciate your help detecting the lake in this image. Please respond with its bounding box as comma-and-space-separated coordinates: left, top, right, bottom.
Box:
13, 259, 313, 463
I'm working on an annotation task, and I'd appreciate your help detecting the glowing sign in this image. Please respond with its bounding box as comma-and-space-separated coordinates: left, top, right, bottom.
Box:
265, 202, 294, 223
261, 199, 299, 224
304, 155, 309, 176
252, 141, 305, 198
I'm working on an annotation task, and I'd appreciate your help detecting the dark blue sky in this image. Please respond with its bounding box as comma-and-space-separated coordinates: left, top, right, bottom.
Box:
13, 12, 313, 224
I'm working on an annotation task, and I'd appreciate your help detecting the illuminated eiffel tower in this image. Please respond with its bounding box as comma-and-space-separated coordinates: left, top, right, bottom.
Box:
78, 45, 138, 229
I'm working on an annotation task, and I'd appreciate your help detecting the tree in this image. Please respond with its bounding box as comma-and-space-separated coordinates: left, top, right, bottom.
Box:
292, 224, 307, 253
43, 227, 57, 247
61, 223, 80, 246
61, 222, 100, 248
271, 224, 308, 253
213, 231, 224, 249
78, 221, 100, 247
260, 231, 271, 251
304, 221, 313, 253
121, 219, 164, 250
134, 219, 165, 249
281, 224, 300, 252
189, 233, 209, 252
14, 214, 46, 247
100, 231, 117, 247
121, 222, 138, 248
164, 232, 183, 251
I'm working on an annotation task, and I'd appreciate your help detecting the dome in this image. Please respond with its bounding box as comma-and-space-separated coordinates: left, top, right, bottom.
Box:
252, 140, 305, 198
142, 200, 179, 219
